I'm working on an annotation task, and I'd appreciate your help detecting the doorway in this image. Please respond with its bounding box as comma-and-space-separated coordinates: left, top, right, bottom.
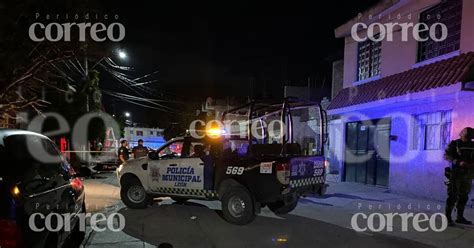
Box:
344, 118, 391, 186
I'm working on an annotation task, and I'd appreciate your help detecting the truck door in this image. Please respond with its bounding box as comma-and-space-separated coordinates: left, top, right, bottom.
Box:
148, 139, 206, 192
167, 140, 208, 190
148, 139, 184, 191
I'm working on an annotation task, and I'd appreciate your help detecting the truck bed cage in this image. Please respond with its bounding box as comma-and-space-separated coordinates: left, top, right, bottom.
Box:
220, 97, 328, 156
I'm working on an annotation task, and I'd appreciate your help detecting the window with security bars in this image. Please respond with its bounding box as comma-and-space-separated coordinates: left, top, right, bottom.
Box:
412, 110, 452, 150
357, 38, 381, 81
417, 0, 463, 62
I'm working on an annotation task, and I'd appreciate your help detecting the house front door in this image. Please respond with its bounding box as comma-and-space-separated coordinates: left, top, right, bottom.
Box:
344, 118, 391, 186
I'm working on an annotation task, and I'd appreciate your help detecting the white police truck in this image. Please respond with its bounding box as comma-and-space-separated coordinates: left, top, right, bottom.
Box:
117, 98, 328, 225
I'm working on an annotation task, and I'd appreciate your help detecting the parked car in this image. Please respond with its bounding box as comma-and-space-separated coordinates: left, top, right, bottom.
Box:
0, 129, 86, 248
117, 98, 328, 225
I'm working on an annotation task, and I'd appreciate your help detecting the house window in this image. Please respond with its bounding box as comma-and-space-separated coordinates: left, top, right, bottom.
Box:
357, 38, 381, 81
150, 131, 154, 135
412, 110, 452, 150
417, 0, 462, 62
129, 130, 133, 134
136, 130, 143, 136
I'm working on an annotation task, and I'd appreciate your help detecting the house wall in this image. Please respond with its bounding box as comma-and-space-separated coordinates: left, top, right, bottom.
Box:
331, 60, 344, 99
342, 40, 359, 88
331, 0, 474, 200
460, 0, 474, 53
334, 86, 474, 200
124, 127, 165, 149
328, 119, 344, 176
340, 0, 472, 87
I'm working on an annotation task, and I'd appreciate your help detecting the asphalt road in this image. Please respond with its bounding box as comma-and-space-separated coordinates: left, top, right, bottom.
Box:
84, 172, 435, 248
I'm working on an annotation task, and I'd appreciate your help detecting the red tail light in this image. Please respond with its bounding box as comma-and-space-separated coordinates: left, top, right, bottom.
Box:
0, 219, 23, 248
70, 178, 84, 192
276, 163, 290, 185
68, 166, 84, 192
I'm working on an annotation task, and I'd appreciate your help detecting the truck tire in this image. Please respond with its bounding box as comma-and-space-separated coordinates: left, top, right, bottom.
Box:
268, 197, 299, 215
221, 186, 255, 225
121, 178, 150, 209
313, 183, 327, 197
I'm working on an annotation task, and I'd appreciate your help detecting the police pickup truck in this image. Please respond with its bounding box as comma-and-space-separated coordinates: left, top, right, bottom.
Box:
117, 98, 328, 225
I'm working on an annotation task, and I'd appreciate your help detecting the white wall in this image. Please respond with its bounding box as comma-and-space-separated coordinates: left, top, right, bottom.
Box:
328, 119, 344, 178
332, 87, 474, 200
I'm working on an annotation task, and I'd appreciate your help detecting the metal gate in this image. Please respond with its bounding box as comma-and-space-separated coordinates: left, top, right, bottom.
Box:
344, 118, 390, 186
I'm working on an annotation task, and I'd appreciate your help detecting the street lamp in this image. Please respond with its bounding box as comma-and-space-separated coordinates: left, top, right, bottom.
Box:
90, 49, 128, 70
124, 112, 131, 118
118, 50, 127, 59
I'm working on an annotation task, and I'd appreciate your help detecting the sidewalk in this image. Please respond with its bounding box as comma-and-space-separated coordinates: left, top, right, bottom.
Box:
81, 197, 158, 247
288, 181, 474, 248
81, 174, 156, 247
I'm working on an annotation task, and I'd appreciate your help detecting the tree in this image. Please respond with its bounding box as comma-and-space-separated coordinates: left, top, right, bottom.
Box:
0, 0, 111, 118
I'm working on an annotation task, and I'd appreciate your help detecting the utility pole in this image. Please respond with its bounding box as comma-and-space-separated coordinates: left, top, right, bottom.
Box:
248, 77, 254, 101
84, 54, 90, 113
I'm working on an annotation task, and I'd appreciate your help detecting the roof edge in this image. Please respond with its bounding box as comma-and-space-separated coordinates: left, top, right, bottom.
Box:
335, 0, 404, 38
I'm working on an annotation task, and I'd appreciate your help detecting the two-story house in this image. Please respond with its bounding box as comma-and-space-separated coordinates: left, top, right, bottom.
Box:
327, 0, 474, 200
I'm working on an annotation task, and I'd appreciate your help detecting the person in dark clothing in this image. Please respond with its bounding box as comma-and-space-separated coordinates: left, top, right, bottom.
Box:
199, 144, 214, 190
132, 139, 149, 158
192, 144, 205, 157
444, 127, 474, 226
118, 140, 130, 164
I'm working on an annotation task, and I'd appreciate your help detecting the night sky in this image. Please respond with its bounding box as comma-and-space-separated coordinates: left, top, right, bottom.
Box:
114, 1, 378, 94
10, 0, 379, 126
99, 0, 380, 125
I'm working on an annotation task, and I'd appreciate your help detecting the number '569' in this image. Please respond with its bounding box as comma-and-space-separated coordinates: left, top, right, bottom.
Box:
226, 166, 244, 175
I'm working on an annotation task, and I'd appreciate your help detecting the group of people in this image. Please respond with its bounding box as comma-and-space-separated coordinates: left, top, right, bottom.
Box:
117, 139, 149, 164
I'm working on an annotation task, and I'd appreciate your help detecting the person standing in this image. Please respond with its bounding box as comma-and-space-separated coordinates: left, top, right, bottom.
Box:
444, 127, 474, 226
118, 139, 130, 164
201, 144, 214, 190
132, 139, 149, 158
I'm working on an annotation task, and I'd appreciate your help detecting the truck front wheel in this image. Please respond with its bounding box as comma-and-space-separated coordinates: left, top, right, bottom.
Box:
221, 186, 255, 225
121, 178, 151, 209
268, 197, 299, 215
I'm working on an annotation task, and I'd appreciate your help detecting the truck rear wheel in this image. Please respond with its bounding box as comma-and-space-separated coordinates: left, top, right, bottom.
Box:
121, 178, 150, 209
221, 186, 255, 225
268, 197, 299, 215
316, 184, 328, 197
